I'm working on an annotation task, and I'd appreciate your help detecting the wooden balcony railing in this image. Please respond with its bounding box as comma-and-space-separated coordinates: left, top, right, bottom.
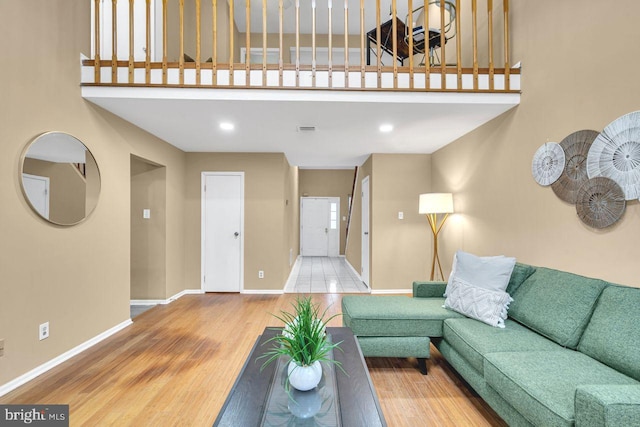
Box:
83, 0, 519, 92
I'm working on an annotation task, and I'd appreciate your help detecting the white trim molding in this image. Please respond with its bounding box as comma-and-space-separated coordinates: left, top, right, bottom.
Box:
0, 319, 132, 398
130, 289, 204, 306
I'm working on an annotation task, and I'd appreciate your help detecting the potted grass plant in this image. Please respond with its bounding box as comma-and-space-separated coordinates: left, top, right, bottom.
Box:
259, 296, 343, 391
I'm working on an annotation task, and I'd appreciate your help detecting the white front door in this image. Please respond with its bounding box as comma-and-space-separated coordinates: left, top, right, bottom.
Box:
361, 176, 370, 287
300, 198, 330, 256
202, 172, 244, 292
22, 173, 50, 220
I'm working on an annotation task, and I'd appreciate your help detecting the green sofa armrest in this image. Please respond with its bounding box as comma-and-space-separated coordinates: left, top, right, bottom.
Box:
575, 385, 640, 427
413, 281, 447, 298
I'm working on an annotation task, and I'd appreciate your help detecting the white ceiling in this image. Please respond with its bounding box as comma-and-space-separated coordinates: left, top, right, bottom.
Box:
82, 86, 519, 168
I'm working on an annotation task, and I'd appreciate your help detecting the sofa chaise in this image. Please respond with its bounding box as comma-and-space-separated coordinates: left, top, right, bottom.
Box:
342, 263, 640, 426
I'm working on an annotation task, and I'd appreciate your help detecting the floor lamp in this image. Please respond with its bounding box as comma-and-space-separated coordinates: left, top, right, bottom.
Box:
419, 193, 454, 281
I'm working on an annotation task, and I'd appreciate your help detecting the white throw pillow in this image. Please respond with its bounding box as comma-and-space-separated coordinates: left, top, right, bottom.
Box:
445, 250, 516, 296
444, 277, 513, 328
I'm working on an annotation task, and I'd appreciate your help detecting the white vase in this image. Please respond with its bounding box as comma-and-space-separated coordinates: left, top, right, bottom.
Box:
287, 360, 322, 391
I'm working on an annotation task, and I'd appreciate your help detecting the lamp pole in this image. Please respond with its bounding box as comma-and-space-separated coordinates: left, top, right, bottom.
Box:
426, 212, 449, 281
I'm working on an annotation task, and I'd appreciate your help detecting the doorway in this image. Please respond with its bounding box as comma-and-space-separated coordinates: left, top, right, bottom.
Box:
201, 172, 244, 292
300, 197, 340, 257
361, 176, 370, 286
130, 156, 167, 301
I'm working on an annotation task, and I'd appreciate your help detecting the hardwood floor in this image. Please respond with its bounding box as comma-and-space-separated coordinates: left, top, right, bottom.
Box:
1, 293, 506, 426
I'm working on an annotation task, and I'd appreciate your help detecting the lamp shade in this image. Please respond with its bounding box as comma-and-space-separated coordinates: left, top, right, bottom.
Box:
419, 193, 454, 214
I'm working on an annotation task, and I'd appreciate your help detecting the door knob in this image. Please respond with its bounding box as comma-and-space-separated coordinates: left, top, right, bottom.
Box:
364, 231, 369, 235
234, 232, 240, 238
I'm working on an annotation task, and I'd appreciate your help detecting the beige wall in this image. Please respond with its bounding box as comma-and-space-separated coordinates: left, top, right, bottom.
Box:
432, 0, 640, 287
299, 169, 355, 254
0, 1, 186, 386
183, 153, 297, 291
130, 157, 167, 300
370, 154, 432, 289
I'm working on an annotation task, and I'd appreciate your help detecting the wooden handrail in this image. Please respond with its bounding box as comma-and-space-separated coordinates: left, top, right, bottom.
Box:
86, 0, 517, 93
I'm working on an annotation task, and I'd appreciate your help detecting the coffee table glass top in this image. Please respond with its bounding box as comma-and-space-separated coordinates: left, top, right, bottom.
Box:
262, 342, 339, 426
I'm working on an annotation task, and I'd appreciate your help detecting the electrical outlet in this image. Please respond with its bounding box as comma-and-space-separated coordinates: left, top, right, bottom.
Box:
39, 322, 49, 341
258, 270, 264, 279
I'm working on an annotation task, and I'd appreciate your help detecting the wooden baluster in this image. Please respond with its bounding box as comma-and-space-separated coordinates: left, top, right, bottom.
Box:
196, 0, 201, 85
128, 0, 134, 83
179, 0, 184, 85
295, 0, 300, 87
112, 0, 118, 83
472, 0, 478, 91
229, 0, 234, 86
162, 0, 167, 84
146, 0, 151, 84
344, 0, 349, 87
245, 0, 250, 86
212, 0, 217, 85
360, 0, 364, 88
408, 0, 414, 89
456, 0, 461, 89
279, 0, 284, 86
488, 0, 494, 91
391, 0, 397, 89
504, 0, 510, 91
424, 0, 429, 90
375, 0, 381, 88
312, 0, 316, 87
328, 0, 333, 88
94, 0, 101, 83
439, 0, 446, 89
262, 0, 267, 86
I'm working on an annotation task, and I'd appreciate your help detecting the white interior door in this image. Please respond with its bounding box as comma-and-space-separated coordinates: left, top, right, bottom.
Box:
361, 176, 370, 286
300, 197, 340, 257
202, 172, 244, 292
22, 174, 50, 220
301, 198, 329, 256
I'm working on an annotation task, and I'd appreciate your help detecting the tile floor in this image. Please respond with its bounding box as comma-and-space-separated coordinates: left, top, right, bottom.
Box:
287, 256, 370, 294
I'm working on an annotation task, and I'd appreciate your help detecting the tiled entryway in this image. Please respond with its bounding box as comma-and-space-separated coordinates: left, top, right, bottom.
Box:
287, 256, 369, 294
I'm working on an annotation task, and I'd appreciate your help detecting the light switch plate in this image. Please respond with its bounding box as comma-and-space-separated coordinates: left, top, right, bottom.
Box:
398, 212, 404, 220
143, 209, 151, 219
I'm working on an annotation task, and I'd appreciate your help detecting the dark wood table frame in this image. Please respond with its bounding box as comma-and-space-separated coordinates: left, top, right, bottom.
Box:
366, 17, 443, 65
214, 327, 387, 426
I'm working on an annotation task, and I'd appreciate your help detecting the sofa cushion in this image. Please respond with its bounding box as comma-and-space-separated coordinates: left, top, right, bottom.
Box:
505, 262, 536, 295
508, 267, 607, 349
443, 318, 563, 375
443, 278, 512, 328
446, 250, 516, 295
484, 351, 639, 427
341, 295, 463, 337
578, 286, 640, 382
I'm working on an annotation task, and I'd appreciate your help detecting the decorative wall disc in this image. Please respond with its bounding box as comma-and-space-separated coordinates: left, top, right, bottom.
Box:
575, 177, 626, 229
587, 111, 640, 200
532, 142, 565, 186
551, 130, 600, 203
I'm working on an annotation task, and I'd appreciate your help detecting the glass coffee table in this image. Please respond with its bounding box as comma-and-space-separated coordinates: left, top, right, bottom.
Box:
214, 327, 387, 426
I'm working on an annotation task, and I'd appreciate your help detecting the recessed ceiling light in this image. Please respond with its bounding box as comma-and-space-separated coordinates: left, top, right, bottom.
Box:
379, 124, 393, 133
220, 122, 235, 131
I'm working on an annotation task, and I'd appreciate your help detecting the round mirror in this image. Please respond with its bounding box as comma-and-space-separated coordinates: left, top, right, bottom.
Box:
20, 132, 101, 226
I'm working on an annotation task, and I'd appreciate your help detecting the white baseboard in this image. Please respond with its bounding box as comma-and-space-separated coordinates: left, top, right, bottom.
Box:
241, 289, 284, 295
343, 257, 363, 282
371, 289, 412, 294
0, 319, 132, 398
283, 256, 302, 293
130, 288, 203, 306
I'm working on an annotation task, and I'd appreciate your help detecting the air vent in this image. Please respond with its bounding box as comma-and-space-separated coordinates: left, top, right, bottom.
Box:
297, 126, 317, 132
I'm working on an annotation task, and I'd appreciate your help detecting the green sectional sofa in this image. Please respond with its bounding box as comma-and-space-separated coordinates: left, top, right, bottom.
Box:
342, 263, 640, 426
